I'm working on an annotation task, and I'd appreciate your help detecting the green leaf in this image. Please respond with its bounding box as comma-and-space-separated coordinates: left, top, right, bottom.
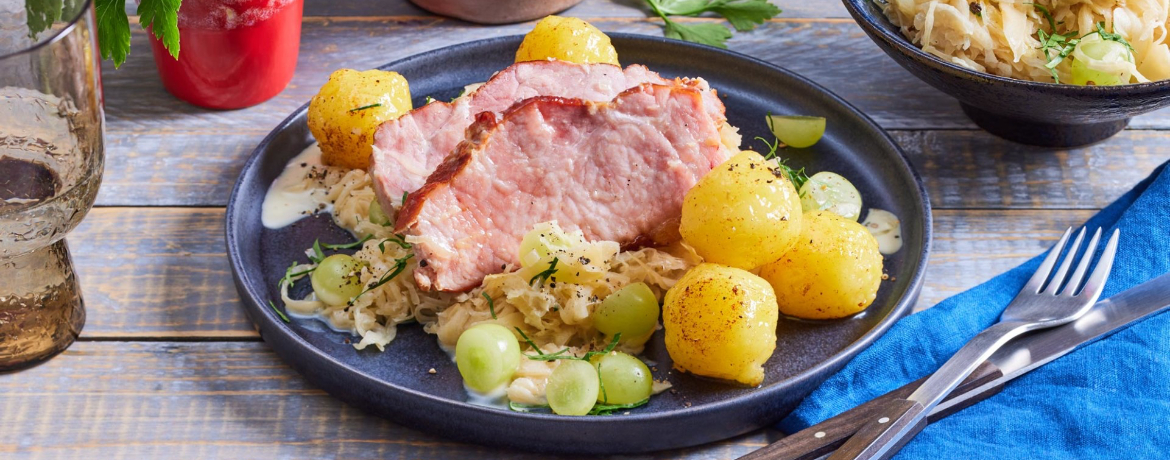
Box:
655, 0, 711, 15
25, 0, 64, 39
664, 20, 733, 48
137, 0, 181, 60
95, 0, 131, 67
711, 0, 781, 32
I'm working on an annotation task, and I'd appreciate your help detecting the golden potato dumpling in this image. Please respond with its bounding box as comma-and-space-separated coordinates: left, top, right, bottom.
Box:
680, 151, 803, 270
663, 263, 778, 386
515, 16, 620, 66
308, 69, 412, 170
760, 211, 883, 320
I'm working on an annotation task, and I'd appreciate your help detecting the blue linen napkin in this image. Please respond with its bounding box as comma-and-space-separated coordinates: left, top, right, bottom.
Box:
779, 161, 1170, 458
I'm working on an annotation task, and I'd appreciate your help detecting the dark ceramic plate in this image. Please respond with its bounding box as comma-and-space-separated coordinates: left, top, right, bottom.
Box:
226, 34, 931, 455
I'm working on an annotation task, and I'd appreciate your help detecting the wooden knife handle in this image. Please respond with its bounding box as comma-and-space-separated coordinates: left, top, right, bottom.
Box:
825, 398, 927, 460
738, 361, 1003, 460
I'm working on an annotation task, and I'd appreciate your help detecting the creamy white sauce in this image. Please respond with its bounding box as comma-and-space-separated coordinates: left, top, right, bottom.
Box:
465, 382, 510, 409
261, 143, 332, 229
862, 208, 903, 255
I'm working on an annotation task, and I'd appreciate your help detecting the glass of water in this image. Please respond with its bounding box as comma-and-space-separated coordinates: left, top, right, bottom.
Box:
0, 0, 104, 370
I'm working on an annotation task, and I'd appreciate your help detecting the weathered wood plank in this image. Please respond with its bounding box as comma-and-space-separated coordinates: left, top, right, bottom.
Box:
68, 207, 1096, 338
0, 341, 775, 460
94, 17, 1169, 207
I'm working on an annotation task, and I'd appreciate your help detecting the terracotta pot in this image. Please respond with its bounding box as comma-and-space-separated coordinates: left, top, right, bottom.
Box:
408, 0, 583, 24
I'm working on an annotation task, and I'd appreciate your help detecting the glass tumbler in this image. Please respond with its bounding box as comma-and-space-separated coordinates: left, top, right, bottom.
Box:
0, 0, 104, 371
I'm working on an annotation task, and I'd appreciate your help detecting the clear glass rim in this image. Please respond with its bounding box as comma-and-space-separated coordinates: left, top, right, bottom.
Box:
0, 0, 94, 63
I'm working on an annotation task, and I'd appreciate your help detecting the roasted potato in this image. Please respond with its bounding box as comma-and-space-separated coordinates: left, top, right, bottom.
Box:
663, 263, 778, 386
679, 151, 803, 270
515, 16, 620, 66
760, 211, 883, 320
308, 69, 412, 170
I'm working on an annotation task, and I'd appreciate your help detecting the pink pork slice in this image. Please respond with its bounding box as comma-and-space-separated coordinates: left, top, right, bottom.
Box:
395, 82, 733, 292
369, 60, 668, 210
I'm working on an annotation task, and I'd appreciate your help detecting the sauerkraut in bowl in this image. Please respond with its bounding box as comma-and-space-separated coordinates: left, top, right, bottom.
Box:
879, 0, 1170, 85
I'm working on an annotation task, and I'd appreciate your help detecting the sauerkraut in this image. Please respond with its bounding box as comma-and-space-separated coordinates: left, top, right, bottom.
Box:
278, 163, 701, 367
881, 0, 1170, 83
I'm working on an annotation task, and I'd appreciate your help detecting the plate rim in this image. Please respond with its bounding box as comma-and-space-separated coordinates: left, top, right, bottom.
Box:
225, 32, 932, 450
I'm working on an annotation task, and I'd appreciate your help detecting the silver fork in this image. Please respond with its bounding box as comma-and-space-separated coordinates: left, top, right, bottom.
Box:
828, 227, 1121, 460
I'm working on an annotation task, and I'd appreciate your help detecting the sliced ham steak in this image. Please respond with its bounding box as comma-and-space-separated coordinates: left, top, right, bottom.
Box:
396, 82, 734, 292
369, 60, 667, 211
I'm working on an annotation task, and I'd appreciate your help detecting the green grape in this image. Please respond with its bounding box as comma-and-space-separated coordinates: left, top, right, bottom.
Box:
455, 324, 521, 393
310, 254, 364, 306
546, 359, 600, 416
767, 115, 826, 149
594, 282, 659, 339
799, 171, 863, 221
592, 352, 653, 405
1071, 36, 1131, 86
368, 200, 391, 226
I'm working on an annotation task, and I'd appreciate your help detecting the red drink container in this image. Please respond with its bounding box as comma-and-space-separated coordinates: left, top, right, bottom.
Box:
148, 0, 304, 109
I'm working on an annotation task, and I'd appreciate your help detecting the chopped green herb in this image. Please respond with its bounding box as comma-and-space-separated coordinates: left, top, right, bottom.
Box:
268, 300, 291, 323
1093, 21, 1135, 61
483, 292, 497, 319
529, 257, 560, 286
348, 254, 414, 305
589, 398, 650, 415
424, 96, 437, 105
514, 327, 546, 356
279, 262, 316, 289
310, 240, 326, 264
349, 103, 382, 113
322, 234, 373, 250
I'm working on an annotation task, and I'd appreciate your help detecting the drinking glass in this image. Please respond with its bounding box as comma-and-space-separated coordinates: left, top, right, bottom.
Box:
0, 0, 104, 370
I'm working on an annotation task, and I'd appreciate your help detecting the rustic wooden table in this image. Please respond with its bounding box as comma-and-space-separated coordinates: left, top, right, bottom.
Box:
2, 0, 1165, 458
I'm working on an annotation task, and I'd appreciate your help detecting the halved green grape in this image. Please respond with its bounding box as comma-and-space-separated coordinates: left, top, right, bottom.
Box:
767, 114, 826, 149
517, 221, 582, 267
1071, 34, 1132, 86
799, 171, 863, 221
546, 359, 600, 416
455, 324, 522, 393
593, 282, 658, 339
310, 254, 364, 306
592, 352, 653, 405
368, 200, 391, 226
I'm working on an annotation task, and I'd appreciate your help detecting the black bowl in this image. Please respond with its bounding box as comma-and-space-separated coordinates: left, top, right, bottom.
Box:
226, 34, 932, 454
843, 0, 1170, 147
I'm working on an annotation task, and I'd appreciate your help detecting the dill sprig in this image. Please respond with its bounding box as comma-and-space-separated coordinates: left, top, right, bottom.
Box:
529, 257, 560, 286
348, 253, 414, 305
349, 103, 382, 113
279, 261, 316, 289
309, 240, 326, 264
378, 234, 412, 253
321, 234, 373, 250
482, 292, 497, 319
268, 300, 291, 323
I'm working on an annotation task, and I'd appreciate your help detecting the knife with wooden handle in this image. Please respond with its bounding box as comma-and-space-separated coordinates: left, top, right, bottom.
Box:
739, 272, 1170, 460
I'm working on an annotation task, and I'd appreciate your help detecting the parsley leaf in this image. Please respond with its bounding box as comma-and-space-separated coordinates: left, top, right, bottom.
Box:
95, 0, 131, 67
528, 257, 560, 287
645, 0, 780, 48
710, 0, 782, 32
138, 0, 181, 59
664, 21, 734, 48
92, 0, 181, 68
